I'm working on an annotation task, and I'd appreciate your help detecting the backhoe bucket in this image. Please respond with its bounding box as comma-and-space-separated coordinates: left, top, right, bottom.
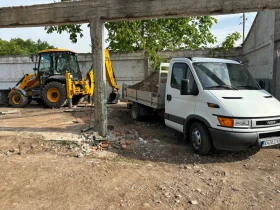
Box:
107, 92, 120, 104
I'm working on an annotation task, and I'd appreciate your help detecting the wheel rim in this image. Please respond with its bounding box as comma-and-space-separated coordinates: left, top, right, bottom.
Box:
132, 105, 138, 119
192, 128, 202, 150
12, 94, 21, 104
47, 88, 60, 103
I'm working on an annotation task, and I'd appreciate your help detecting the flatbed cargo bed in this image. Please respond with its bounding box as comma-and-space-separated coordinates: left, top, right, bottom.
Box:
124, 63, 169, 109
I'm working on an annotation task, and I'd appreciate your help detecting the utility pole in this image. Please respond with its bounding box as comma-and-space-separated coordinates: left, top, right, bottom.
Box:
243, 13, 245, 44
240, 13, 247, 44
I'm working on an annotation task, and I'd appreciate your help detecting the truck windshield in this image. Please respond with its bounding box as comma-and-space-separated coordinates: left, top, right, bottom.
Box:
193, 62, 260, 90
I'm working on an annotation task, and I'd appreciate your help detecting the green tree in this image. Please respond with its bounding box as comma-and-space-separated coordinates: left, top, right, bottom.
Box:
46, 17, 217, 69
45, 0, 241, 69
0, 38, 55, 56
105, 18, 217, 69
210, 32, 242, 57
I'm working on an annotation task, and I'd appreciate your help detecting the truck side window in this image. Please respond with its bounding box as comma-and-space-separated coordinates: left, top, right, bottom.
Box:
171, 63, 187, 90
171, 63, 195, 91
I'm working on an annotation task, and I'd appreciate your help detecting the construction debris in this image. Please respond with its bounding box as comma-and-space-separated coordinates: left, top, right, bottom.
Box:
72, 129, 138, 157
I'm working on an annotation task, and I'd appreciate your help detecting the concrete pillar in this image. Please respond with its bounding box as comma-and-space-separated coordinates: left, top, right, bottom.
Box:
273, 41, 280, 100
90, 19, 107, 137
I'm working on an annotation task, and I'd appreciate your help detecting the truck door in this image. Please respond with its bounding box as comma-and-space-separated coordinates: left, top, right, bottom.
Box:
165, 62, 196, 132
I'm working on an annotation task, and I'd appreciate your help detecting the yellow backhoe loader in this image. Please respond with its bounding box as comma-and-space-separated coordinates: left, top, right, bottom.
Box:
3, 48, 119, 108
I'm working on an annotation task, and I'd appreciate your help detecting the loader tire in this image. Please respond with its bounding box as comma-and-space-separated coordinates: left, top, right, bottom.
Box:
42, 82, 67, 108
9, 90, 28, 108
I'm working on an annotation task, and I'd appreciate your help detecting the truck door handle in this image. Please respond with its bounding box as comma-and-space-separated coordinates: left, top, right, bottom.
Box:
167, 94, 172, 101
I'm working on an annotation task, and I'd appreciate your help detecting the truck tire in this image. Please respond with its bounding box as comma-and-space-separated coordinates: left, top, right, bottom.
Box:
9, 90, 29, 108
189, 122, 212, 155
131, 102, 141, 121
42, 82, 67, 108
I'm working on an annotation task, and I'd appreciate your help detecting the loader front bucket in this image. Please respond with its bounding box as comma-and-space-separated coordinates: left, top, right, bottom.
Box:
0, 90, 9, 106
107, 92, 120, 104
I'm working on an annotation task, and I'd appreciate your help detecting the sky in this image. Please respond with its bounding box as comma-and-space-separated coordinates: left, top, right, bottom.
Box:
0, 0, 257, 53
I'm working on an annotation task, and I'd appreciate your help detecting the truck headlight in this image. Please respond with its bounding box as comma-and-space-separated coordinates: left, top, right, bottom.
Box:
218, 117, 251, 128
233, 119, 250, 128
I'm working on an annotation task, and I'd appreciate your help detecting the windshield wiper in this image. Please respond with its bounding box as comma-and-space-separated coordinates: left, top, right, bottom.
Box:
236, 85, 259, 90
206, 85, 238, 90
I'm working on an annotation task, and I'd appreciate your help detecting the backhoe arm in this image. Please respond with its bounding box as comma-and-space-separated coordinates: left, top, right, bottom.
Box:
104, 49, 119, 91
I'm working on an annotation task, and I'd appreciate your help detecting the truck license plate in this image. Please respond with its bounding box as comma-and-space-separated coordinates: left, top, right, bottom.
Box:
261, 137, 280, 147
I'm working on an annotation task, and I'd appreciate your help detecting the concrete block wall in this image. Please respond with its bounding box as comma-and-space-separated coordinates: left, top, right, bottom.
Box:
273, 41, 280, 99
243, 11, 276, 94
157, 48, 243, 61
0, 49, 242, 99
77, 52, 149, 98
0, 52, 149, 99
0, 56, 34, 90
275, 11, 280, 41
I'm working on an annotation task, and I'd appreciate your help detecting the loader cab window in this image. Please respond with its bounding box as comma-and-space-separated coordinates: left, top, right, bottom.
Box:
52, 52, 82, 80
39, 53, 51, 75
53, 53, 68, 75
171, 63, 195, 91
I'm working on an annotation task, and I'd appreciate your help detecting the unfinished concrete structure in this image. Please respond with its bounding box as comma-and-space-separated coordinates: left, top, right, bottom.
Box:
243, 10, 280, 99
0, 0, 280, 136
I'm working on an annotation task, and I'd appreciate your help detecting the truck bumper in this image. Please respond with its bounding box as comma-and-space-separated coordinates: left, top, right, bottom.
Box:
209, 128, 258, 151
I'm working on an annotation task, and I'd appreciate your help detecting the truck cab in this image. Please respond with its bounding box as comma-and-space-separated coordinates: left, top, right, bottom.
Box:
165, 57, 280, 154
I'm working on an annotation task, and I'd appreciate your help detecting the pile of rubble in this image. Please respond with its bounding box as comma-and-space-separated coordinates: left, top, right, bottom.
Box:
73, 128, 140, 158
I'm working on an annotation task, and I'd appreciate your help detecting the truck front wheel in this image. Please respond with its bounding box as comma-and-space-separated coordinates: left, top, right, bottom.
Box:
189, 122, 212, 155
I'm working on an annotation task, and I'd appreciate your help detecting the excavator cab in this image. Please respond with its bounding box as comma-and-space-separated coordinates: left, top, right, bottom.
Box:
37, 49, 82, 83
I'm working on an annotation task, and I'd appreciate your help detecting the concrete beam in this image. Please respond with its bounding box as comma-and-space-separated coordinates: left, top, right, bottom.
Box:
90, 18, 107, 137
0, 0, 280, 28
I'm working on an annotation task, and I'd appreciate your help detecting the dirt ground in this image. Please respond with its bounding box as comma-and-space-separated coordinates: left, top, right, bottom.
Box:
0, 102, 279, 210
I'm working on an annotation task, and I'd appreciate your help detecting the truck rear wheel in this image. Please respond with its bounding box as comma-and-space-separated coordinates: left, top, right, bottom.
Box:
131, 102, 141, 120
131, 103, 141, 120
131, 103, 150, 120
42, 82, 67, 108
9, 90, 28, 108
189, 122, 212, 155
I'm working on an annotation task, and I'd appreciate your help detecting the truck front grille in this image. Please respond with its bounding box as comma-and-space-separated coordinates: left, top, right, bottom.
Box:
256, 119, 280, 126
259, 131, 280, 139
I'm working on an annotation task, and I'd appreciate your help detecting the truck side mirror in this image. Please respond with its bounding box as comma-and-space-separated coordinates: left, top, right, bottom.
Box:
181, 79, 190, 95
181, 79, 198, 95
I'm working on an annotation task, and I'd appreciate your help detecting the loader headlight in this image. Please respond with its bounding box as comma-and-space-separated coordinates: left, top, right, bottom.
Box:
70, 74, 73, 79
218, 117, 251, 128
